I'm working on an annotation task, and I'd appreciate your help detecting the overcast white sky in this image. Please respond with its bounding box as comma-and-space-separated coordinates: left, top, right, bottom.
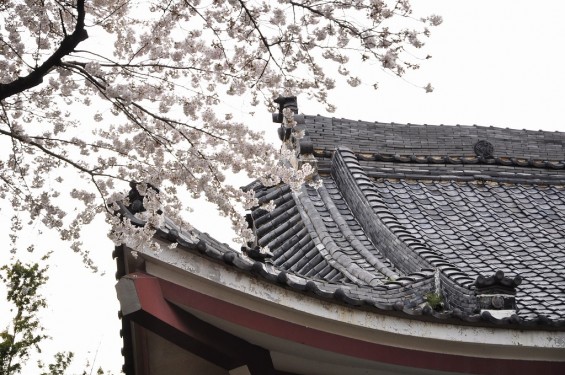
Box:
2, 1, 565, 373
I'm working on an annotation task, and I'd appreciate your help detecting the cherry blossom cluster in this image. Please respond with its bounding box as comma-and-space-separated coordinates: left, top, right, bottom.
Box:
0, 0, 440, 259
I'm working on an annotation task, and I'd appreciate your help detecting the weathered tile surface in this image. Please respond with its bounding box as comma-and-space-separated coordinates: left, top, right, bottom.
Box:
124, 113, 565, 328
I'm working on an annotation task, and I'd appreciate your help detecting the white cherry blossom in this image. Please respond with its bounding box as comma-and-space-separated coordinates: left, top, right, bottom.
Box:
0, 0, 440, 259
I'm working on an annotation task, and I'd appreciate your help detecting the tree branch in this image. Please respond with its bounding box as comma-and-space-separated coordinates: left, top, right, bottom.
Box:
237, 0, 282, 72
0, 0, 88, 101
0, 128, 117, 180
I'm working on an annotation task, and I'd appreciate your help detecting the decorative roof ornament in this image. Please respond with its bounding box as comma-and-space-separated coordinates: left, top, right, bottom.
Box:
272, 95, 298, 124
474, 270, 521, 319
473, 140, 494, 158
273, 96, 298, 141
271, 96, 318, 175
127, 181, 160, 214
474, 270, 522, 292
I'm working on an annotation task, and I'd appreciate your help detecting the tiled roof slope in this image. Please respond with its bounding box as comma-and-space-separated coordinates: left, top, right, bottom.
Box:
299, 115, 565, 324
245, 105, 565, 328
304, 115, 565, 160
373, 178, 565, 321
119, 105, 565, 329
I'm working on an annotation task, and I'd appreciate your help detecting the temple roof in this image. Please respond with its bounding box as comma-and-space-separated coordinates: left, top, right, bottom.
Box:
119, 104, 565, 330
304, 115, 565, 160
238, 105, 565, 327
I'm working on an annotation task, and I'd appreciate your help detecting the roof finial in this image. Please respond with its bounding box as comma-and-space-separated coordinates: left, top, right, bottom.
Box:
272, 96, 298, 123
474, 270, 521, 319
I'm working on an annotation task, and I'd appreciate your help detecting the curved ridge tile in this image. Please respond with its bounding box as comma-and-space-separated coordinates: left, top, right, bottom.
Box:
315, 179, 399, 279
330, 148, 487, 314
331, 147, 433, 274
294, 185, 381, 286
251, 184, 345, 282
438, 270, 478, 314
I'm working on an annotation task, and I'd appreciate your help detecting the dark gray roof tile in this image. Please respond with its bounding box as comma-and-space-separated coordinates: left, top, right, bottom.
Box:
123, 113, 565, 329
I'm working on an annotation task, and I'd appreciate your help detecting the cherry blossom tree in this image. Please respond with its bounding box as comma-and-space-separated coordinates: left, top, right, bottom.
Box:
0, 0, 441, 261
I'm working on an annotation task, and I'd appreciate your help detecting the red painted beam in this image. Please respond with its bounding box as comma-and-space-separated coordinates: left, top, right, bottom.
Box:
157, 275, 565, 375
117, 273, 277, 374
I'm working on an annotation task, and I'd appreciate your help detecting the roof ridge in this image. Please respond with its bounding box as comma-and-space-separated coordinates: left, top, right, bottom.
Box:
304, 114, 565, 163
330, 147, 493, 312
314, 149, 565, 170
307, 114, 561, 135
294, 184, 381, 286
315, 179, 399, 280
332, 147, 433, 273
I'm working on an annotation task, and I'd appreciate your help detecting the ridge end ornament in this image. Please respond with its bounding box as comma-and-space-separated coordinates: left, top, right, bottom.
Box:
474, 140, 494, 158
